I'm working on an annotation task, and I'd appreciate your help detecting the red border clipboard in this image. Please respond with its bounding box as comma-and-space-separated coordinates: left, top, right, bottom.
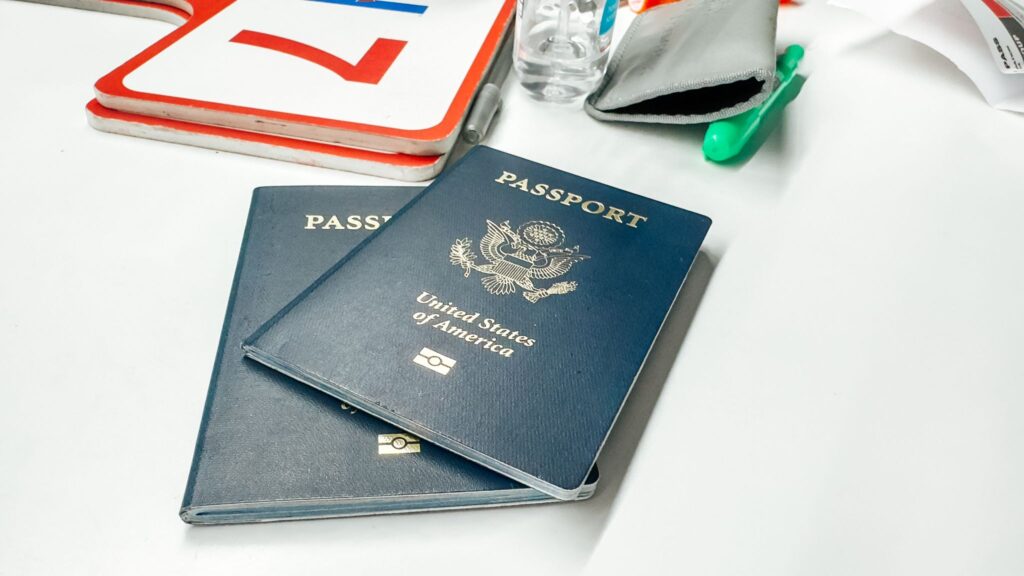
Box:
94, 0, 515, 156
86, 98, 446, 180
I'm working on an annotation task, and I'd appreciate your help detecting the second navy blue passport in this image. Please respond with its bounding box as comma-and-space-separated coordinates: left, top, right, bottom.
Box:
244, 148, 711, 500
182, 186, 596, 525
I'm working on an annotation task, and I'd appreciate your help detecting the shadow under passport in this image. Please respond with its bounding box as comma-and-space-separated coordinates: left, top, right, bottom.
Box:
572, 250, 716, 549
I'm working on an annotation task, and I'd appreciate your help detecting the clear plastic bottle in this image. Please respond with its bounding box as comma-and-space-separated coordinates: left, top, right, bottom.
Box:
513, 0, 617, 104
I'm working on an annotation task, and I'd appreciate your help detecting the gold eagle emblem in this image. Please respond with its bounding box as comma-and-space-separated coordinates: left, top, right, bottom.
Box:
450, 220, 589, 303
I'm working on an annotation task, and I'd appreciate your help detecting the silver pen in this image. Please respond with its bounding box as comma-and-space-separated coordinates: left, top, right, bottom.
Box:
462, 30, 514, 144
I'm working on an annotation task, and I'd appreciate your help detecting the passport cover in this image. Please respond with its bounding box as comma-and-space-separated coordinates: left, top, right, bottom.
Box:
244, 147, 711, 500
182, 185, 595, 525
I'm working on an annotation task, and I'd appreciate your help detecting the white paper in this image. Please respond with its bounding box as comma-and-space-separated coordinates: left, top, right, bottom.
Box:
831, 0, 1024, 112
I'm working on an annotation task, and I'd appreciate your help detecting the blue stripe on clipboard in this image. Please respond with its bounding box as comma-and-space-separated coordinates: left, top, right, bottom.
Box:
306, 0, 428, 14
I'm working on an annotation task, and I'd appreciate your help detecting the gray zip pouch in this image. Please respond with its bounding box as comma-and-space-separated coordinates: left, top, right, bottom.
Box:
585, 0, 778, 124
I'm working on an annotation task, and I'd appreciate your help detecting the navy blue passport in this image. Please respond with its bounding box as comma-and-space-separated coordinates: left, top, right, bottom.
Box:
244, 148, 710, 500
182, 186, 597, 525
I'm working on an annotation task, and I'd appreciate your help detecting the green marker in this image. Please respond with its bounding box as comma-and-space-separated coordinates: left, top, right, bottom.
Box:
703, 44, 805, 163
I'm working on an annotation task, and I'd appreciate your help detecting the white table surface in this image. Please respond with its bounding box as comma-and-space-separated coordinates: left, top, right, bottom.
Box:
2, 1, 1023, 574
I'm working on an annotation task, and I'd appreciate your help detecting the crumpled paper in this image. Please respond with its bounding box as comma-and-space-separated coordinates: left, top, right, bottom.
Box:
831, 0, 1024, 112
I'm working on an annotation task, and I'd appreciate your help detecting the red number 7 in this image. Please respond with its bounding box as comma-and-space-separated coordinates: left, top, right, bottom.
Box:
230, 30, 407, 85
